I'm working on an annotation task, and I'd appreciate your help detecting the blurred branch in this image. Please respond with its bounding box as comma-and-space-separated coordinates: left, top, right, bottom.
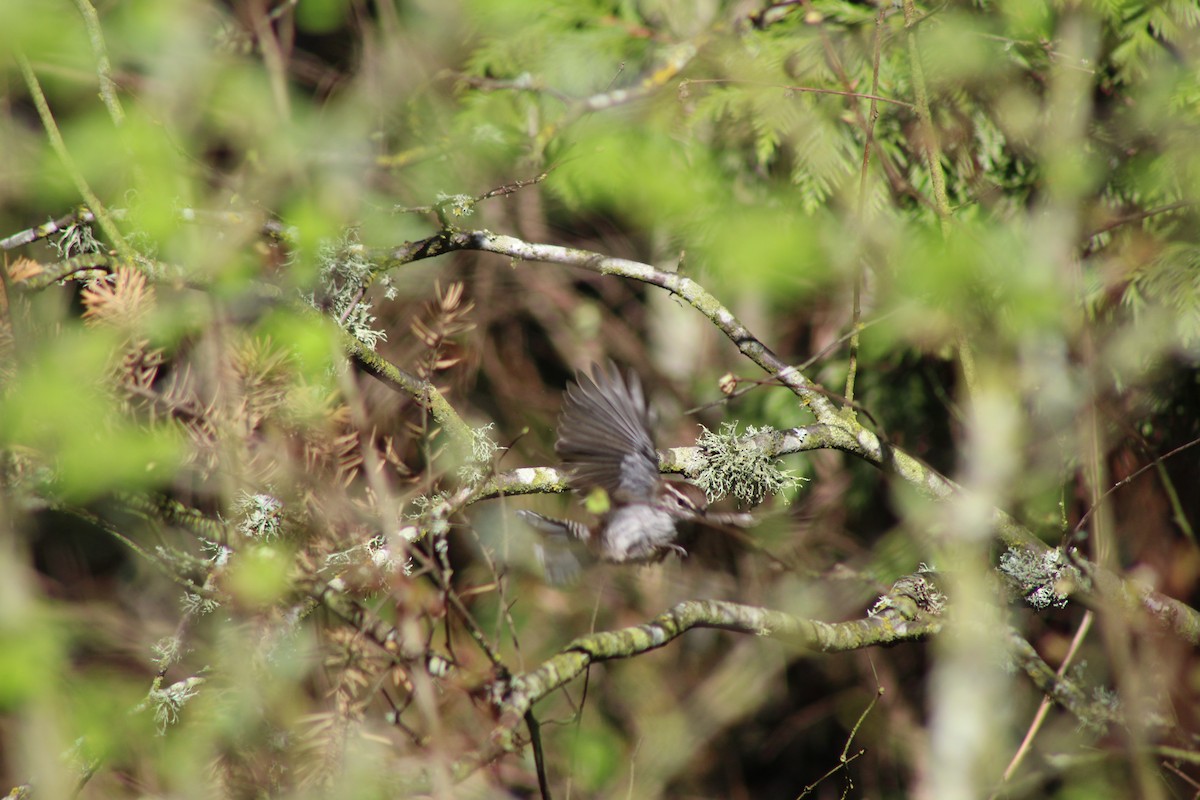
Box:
10, 253, 113, 290
901, 0, 950, 227
460, 38, 700, 118
678, 78, 913, 110
72, 0, 124, 125
0, 207, 293, 253
1086, 201, 1194, 238
749, 0, 802, 28
901, 0, 983, 412
1005, 626, 1117, 731
0, 206, 97, 251
576, 39, 698, 113
1000, 611, 1094, 786
845, 3, 888, 407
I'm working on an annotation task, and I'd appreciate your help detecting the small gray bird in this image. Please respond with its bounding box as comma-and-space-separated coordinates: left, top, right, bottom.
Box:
518, 362, 750, 582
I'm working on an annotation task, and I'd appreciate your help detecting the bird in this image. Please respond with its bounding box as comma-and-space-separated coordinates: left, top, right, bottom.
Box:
518, 361, 751, 582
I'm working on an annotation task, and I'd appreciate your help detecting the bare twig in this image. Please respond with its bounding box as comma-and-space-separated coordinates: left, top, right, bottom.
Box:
1072, 436, 1200, 537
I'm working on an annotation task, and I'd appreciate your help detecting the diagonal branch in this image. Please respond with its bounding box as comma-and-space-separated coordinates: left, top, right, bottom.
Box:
341, 328, 474, 448
467, 581, 943, 782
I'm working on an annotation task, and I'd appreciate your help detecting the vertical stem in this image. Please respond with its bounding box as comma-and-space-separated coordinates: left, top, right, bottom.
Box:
902, 0, 951, 227
72, 0, 125, 126
902, 1, 978, 401
846, 6, 888, 406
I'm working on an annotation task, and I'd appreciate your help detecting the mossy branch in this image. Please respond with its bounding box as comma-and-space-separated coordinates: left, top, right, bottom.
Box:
466, 573, 944, 781
72, 0, 124, 125
342, 330, 474, 449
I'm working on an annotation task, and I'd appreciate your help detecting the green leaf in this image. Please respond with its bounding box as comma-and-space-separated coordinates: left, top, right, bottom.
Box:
0, 329, 184, 501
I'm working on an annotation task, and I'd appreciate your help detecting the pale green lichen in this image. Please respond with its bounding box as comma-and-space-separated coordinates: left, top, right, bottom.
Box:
235, 491, 284, 540
999, 546, 1081, 609
148, 676, 204, 734
436, 193, 475, 218
311, 230, 388, 350
693, 422, 804, 507
456, 423, 500, 482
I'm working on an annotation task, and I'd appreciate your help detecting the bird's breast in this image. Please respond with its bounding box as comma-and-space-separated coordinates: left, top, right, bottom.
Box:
599, 504, 678, 562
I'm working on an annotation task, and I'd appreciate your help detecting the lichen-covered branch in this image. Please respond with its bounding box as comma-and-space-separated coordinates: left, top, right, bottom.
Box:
342, 330, 474, 448
480, 585, 943, 764
465, 426, 828, 503
12, 253, 114, 291
1005, 629, 1117, 732
383, 228, 1200, 645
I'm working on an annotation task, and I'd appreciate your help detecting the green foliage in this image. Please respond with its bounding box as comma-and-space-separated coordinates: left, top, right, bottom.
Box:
2, 0, 1200, 797
0, 329, 184, 500
0, 614, 65, 710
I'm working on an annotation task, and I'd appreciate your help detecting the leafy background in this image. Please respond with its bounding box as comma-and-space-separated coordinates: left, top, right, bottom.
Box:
1, 0, 1199, 798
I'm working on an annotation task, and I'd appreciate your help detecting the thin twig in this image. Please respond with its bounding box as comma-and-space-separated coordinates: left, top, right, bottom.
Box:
680, 78, 913, 110
1085, 201, 1194, 238
996, 611, 1093, 789
526, 711, 553, 800
1072, 436, 1200, 537
846, 6, 888, 406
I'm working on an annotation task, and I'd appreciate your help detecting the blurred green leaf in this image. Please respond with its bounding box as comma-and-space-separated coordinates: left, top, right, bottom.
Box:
0, 328, 184, 501
227, 544, 292, 607
296, 0, 349, 33
254, 307, 340, 385
568, 722, 622, 791
0, 616, 64, 710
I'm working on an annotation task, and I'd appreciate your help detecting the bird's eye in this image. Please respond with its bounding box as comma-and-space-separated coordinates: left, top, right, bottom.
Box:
662, 482, 708, 514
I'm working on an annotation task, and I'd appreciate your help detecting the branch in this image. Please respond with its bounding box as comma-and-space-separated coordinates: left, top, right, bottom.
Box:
460, 39, 700, 119
342, 330, 475, 449
72, 0, 124, 125
467, 573, 943, 780
383, 228, 1200, 645
468, 425, 829, 501
386, 230, 840, 420
0, 206, 97, 251
1005, 627, 1117, 731
449, 572, 1123, 787
12, 252, 114, 291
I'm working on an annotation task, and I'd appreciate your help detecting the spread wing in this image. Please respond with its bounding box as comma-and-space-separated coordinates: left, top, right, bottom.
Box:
555, 361, 660, 502
516, 510, 592, 584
